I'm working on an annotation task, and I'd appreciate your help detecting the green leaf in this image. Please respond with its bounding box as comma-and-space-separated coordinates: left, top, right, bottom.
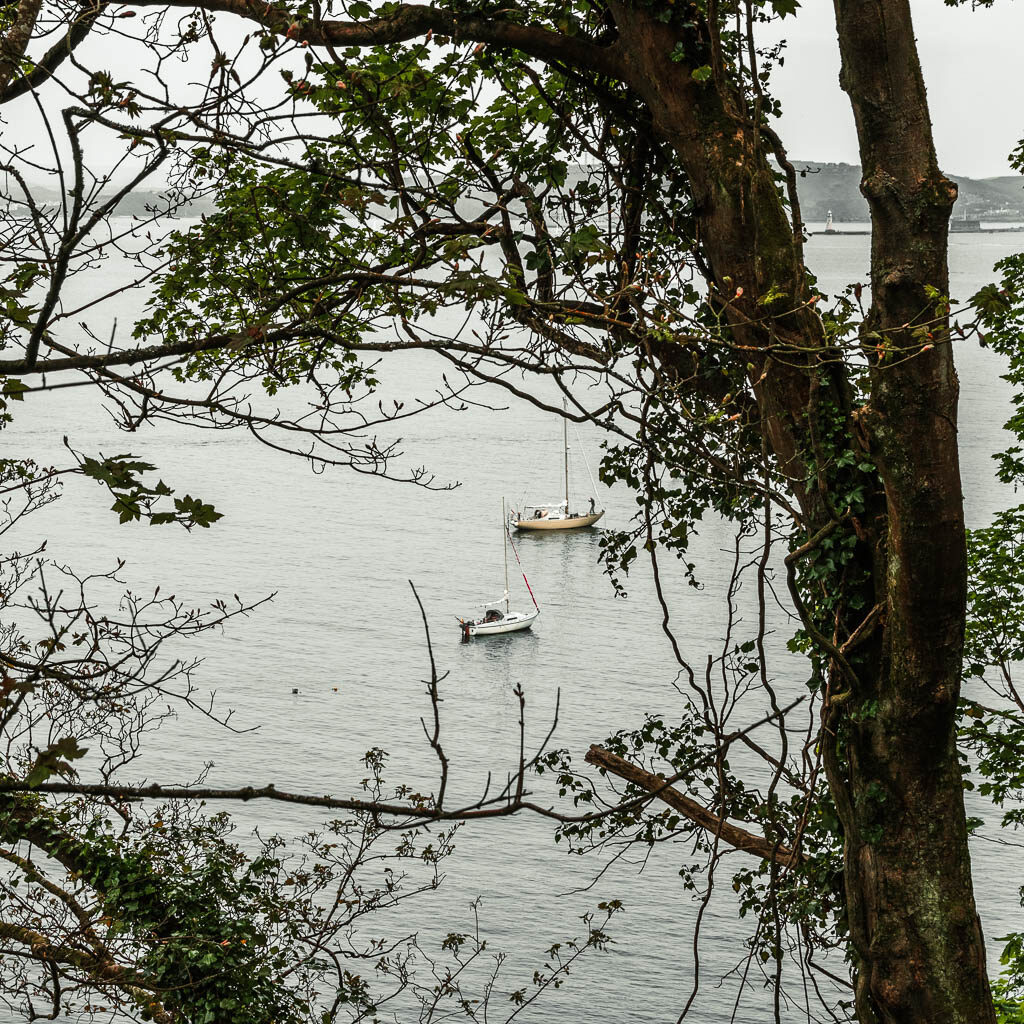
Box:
2, 378, 28, 402
769, 0, 801, 16
26, 736, 89, 786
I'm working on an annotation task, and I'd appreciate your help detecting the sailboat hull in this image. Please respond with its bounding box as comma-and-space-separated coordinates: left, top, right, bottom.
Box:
464, 608, 540, 636
513, 511, 604, 531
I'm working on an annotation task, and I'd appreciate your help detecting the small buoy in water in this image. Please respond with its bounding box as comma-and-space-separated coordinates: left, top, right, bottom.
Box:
291, 688, 299, 694
332, 687, 338, 692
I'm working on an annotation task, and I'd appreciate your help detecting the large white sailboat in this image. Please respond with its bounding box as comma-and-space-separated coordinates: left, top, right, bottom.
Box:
510, 408, 605, 531
460, 502, 540, 638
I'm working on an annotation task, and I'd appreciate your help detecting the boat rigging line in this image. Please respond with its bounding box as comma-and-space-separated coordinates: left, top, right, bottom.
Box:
505, 525, 540, 610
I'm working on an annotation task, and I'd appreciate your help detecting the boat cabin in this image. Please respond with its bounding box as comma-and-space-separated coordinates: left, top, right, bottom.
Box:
516, 502, 571, 521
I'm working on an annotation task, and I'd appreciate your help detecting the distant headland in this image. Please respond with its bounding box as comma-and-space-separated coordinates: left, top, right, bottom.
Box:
791, 160, 1024, 227
15, 160, 1023, 226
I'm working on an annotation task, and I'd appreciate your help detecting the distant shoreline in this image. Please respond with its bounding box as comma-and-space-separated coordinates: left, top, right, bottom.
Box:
807, 222, 1024, 238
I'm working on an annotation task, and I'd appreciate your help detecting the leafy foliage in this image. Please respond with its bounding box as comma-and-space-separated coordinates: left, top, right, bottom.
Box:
76, 449, 222, 528
2, 0, 1023, 1019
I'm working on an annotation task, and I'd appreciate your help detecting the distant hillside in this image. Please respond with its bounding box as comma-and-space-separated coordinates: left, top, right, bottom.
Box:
14, 162, 1024, 223
791, 160, 1024, 222
9, 184, 216, 216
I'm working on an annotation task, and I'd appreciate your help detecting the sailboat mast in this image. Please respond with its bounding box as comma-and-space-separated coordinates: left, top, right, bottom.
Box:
563, 402, 569, 512
502, 497, 510, 613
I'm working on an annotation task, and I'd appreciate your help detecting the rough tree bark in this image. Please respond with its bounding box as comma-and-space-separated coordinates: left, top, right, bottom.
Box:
830, 3, 992, 1022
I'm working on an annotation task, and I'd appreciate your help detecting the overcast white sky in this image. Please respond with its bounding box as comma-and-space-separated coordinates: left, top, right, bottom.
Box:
767, 1, 1023, 178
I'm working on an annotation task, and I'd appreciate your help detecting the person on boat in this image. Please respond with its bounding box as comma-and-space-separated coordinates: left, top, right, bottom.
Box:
589, 497, 596, 514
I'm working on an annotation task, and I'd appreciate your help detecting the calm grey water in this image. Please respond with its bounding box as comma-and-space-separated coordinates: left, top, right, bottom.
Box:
4, 224, 1023, 1022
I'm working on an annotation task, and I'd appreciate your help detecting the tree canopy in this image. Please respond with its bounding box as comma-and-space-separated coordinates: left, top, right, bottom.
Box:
2, 0, 1024, 1022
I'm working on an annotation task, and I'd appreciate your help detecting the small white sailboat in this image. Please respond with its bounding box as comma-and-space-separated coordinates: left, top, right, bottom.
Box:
510, 407, 605, 531
462, 600, 540, 637
460, 502, 540, 638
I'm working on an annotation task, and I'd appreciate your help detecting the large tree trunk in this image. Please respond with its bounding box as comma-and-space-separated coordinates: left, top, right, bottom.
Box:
609, 3, 994, 1021
830, 2, 994, 1021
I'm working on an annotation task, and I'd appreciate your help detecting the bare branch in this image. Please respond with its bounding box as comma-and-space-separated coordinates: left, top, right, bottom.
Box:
584, 744, 804, 868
